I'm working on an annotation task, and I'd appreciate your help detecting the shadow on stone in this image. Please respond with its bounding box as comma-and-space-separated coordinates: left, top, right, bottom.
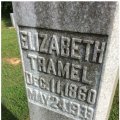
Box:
1, 104, 18, 120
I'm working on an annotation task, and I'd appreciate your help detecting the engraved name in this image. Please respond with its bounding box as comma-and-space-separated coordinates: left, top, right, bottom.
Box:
20, 30, 106, 63
27, 53, 97, 85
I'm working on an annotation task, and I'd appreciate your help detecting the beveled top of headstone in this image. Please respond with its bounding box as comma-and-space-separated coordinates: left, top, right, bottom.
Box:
13, 2, 116, 35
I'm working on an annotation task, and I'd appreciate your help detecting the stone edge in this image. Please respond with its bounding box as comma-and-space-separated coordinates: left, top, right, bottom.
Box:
94, 2, 119, 120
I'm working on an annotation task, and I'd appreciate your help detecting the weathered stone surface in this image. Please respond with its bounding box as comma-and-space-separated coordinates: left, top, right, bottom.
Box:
12, 2, 116, 35
94, 3, 119, 119
12, 2, 118, 120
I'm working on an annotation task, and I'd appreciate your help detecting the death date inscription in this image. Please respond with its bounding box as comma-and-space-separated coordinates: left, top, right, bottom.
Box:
18, 27, 107, 120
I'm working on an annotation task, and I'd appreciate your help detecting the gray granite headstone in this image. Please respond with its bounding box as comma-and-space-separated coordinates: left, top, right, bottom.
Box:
12, 2, 118, 120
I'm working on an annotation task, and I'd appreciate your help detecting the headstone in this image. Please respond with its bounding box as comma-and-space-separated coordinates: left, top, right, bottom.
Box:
12, 2, 118, 120
10, 13, 16, 29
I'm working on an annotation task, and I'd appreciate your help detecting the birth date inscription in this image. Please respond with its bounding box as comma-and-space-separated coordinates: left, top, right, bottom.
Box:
18, 26, 107, 120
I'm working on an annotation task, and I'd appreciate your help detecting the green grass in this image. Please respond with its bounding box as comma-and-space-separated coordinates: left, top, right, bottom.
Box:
2, 18, 20, 58
1, 17, 119, 120
109, 83, 119, 120
2, 17, 29, 120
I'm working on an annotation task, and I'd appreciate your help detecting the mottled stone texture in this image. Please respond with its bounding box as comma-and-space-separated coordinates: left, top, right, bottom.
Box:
13, 2, 116, 35
12, 2, 118, 120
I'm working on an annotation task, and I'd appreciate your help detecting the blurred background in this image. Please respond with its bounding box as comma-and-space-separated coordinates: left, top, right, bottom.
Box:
1, 2, 119, 120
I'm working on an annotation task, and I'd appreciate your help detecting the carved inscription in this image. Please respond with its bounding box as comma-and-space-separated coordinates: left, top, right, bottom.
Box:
18, 27, 107, 120
20, 30, 106, 63
27, 86, 94, 120
25, 71, 97, 105
27, 53, 96, 85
